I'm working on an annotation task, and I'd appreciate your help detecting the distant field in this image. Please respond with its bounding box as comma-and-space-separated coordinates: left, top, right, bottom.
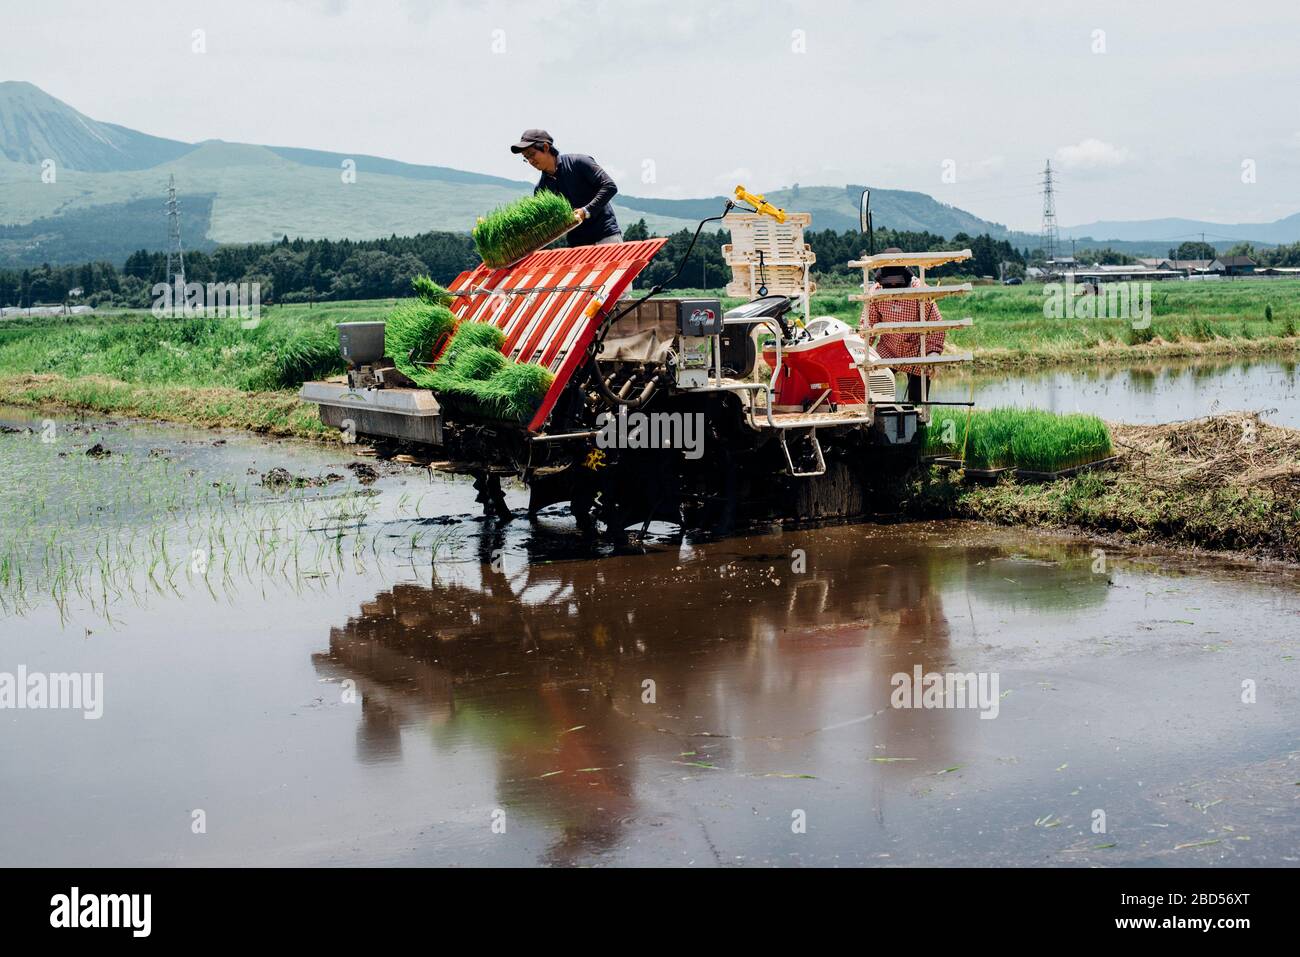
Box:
1, 279, 1297, 435
0, 300, 391, 436
678, 276, 1300, 365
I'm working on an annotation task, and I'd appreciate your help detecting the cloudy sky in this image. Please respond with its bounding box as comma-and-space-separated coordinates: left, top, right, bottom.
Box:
5, 0, 1298, 230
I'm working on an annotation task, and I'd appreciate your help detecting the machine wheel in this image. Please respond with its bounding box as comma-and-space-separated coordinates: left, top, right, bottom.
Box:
473, 472, 512, 521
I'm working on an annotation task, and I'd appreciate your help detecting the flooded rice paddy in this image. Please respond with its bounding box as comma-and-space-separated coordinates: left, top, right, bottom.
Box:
1, 395, 1298, 867
936, 358, 1300, 427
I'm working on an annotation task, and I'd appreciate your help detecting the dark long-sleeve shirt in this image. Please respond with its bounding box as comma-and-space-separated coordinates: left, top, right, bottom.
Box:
533, 153, 620, 246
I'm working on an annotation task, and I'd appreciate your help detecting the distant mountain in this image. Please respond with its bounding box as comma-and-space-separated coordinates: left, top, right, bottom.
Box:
0, 81, 193, 172
1061, 214, 1300, 246
0, 82, 1023, 268
8, 81, 1286, 270
617, 185, 1012, 238
0, 194, 217, 268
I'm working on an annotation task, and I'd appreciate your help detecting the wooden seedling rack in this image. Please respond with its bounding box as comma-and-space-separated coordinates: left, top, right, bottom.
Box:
722, 211, 817, 323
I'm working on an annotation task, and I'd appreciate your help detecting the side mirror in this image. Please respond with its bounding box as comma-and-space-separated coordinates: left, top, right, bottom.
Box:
859, 189, 874, 255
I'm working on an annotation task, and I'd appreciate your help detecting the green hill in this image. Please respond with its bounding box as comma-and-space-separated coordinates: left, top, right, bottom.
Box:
0, 81, 1015, 267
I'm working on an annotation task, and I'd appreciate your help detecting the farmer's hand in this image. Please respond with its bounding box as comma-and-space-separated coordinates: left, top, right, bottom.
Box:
574, 208, 588, 223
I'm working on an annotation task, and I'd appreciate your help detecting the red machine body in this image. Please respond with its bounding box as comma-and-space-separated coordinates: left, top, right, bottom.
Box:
762, 321, 869, 411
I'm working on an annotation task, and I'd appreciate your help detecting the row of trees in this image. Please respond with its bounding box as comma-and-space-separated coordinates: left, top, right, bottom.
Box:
624, 219, 1026, 287
0, 232, 482, 308
26, 220, 1288, 309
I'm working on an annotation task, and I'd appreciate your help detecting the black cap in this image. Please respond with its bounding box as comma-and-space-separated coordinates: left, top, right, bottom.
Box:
510, 129, 553, 153
876, 248, 914, 287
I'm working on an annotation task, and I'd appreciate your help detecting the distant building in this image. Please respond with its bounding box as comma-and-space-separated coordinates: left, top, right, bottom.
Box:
1208, 255, 1256, 276
1071, 265, 1183, 282
1043, 257, 1078, 277
1136, 258, 1213, 274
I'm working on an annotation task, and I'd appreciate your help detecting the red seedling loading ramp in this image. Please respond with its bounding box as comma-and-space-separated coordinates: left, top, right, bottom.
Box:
445, 238, 668, 433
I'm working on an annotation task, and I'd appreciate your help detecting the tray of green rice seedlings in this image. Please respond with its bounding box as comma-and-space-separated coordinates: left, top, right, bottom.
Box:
473, 191, 576, 269
924, 407, 1115, 480
384, 294, 456, 387
427, 322, 554, 423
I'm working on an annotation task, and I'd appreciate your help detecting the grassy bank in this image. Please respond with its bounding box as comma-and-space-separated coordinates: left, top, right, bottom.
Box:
909, 412, 1300, 564
0, 373, 330, 439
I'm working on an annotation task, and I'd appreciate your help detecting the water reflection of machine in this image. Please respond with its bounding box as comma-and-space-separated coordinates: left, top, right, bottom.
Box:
312, 525, 1023, 863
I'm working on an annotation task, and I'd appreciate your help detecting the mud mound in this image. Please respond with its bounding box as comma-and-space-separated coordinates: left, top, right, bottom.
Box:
1113, 412, 1300, 492
260, 467, 344, 490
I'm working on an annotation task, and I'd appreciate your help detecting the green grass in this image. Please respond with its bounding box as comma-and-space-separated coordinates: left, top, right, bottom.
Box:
473, 191, 574, 268
0, 305, 352, 391
924, 407, 1114, 472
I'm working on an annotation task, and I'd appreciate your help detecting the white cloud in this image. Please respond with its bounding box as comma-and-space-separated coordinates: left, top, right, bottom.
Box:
1055, 139, 1131, 170
966, 155, 1005, 181
715, 167, 755, 188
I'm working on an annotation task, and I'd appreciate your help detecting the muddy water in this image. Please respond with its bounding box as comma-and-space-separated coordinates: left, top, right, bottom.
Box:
935, 358, 1300, 427
2, 408, 1299, 867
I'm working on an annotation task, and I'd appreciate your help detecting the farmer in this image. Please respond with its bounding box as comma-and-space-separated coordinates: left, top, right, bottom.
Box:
511, 129, 622, 246
864, 248, 945, 403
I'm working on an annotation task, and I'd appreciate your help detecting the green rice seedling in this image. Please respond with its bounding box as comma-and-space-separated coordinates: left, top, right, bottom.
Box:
448, 320, 507, 355
925, 407, 1113, 473
473, 191, 575, 268
411, 274, 455, 308
451, 344, 509, 382
423, 320, 552, 421
385, 299, 456, 386
480, 361, 555, 420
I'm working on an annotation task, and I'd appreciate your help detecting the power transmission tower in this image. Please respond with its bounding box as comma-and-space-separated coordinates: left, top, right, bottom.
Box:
1039, 160, 1059, 263
165, 174, 185, 288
